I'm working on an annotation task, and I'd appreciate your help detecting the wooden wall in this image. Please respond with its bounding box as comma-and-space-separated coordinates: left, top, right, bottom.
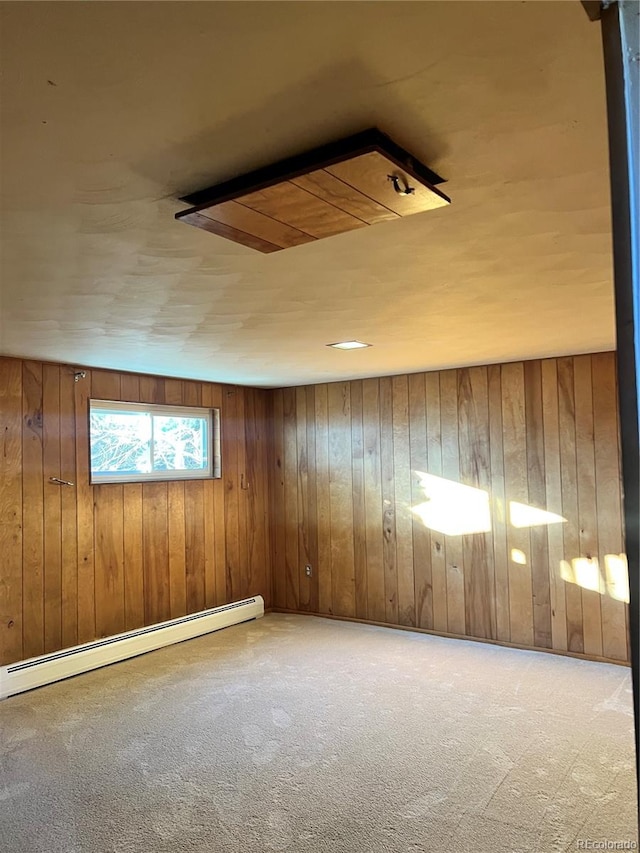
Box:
268, 352, 630, 663
0, 351, 629, 668
0, 356, 271, 666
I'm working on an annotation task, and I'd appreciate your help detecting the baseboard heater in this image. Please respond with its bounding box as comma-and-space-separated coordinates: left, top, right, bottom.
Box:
0, 595, 264, 700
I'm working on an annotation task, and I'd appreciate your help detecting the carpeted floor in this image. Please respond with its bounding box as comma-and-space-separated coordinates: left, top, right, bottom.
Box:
1, 613, 637, 853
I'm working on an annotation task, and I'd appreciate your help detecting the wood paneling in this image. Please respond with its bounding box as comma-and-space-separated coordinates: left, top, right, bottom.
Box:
241, 183, 367, 240
592, 354, 628, 661
541, 360, 568, 652
0, 356, 272, 666
22, 361, 44, 658
409, 373, 431, 630
379, 377, 397, 625
268, 353, 630, 664
178, 130, 450, 253
202, 201, 314, 249
440, 369, 465, 636
326, 151, 449, 216
488, 365, 510, 644
327, 382, 355, 617
178, 212, 282, 253
362, 378, 385, 623
291, 170, 399, 226
0, 359, 23, 664
425, 371, 448, 634
0, 351, 629, 667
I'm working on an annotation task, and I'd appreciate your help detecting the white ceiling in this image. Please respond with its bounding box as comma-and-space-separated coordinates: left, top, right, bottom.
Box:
0, 1, 613, 388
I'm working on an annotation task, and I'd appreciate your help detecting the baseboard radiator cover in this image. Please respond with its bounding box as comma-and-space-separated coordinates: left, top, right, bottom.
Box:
0, 596, 264, 699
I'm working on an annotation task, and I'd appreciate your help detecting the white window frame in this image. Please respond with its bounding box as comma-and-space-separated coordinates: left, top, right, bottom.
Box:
89, 399, 221, 484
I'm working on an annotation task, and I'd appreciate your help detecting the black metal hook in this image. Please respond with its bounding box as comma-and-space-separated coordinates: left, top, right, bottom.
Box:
387, 174, 415, 196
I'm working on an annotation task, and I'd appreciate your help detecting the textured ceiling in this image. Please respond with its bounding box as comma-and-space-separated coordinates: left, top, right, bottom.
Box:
0, 1, 613, 388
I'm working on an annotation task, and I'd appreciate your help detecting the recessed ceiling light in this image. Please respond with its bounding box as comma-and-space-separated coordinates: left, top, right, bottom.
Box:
326, 340, 372, 350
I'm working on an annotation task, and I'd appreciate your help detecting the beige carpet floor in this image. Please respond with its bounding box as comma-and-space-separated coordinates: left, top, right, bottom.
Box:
1, 613, 637, 853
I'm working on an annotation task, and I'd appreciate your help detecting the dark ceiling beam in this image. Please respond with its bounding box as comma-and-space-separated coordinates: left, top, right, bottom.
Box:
580, 0, 603, 21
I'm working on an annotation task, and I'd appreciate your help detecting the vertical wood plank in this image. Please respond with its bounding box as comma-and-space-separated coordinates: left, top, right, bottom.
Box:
296, 386, 311, 611
440, 369, 465, 635
592, 352, 628, 660
91, 371, 124, 640
167, 481, 186, 617
93, 485, 125, 638
223, 387, 240, 602
351, 380, 368, 619
409, 372, 432, 630
379, 376, 398, 624
123, 485, 144, 630
305, 386, 319, 613
210, 383, 226, 606
426, 371, 448, 633
21, 361, 44, 659
251, 389, 271, 604
185, 481, 205, 611
75, 370, 95, 643
488, 365, 510, 642
139, 376, 165, 404
541, 359, 568, 652
243, 388, 259, 598
121, 373, 144, 630
558, 357, 584, 653
574, 355, 603, 657
59, 370, 78, 648
270, 389, 287, 608
283, 387, 299, 610
0, 359, 23, 665
201, 383, 217, 609
392, 374, 415, 627
235, 388, 249, 600
120, 372, 139, 402
362, 378, 385, 622
42, 364, 63, 652
459, 366, 493, 640
328, 382, 355, 618
524, 360, 552, 649
142, 482, 169, 624
182, 380, 202, 407
163, 379, 182, 404
502, 362, 534, 647
315, 384, 332, 615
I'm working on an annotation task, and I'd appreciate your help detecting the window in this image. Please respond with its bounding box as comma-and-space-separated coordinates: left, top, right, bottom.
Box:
89, 400, 220, 484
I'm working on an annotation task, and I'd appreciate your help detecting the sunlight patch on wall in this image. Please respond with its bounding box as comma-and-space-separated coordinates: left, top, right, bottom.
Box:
511, 548, 527, 565
412, 472, 491, 536
573, 557, 605, 594
410, 472, 629, 603
560, 555, 629, 601
509, 501, 567, 529
560, 559, 574, 584
604, 554, 630, 603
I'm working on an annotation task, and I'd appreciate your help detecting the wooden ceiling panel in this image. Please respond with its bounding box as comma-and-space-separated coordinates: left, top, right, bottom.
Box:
178, 211, 281, 253
291, 169, 399, 225
175, 129, 450, 252
326, 152, 450, 217
201, 201, 315, 249
240, 182, 367, 239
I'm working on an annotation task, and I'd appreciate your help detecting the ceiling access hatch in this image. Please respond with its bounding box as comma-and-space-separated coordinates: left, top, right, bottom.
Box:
175, 129, 450, 253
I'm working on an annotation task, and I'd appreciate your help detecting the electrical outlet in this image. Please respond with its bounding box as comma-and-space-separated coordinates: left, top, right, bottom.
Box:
305, 565, 313, 577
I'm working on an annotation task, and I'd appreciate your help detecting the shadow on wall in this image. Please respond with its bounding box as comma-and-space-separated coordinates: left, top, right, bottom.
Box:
412, 470, 630, 603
